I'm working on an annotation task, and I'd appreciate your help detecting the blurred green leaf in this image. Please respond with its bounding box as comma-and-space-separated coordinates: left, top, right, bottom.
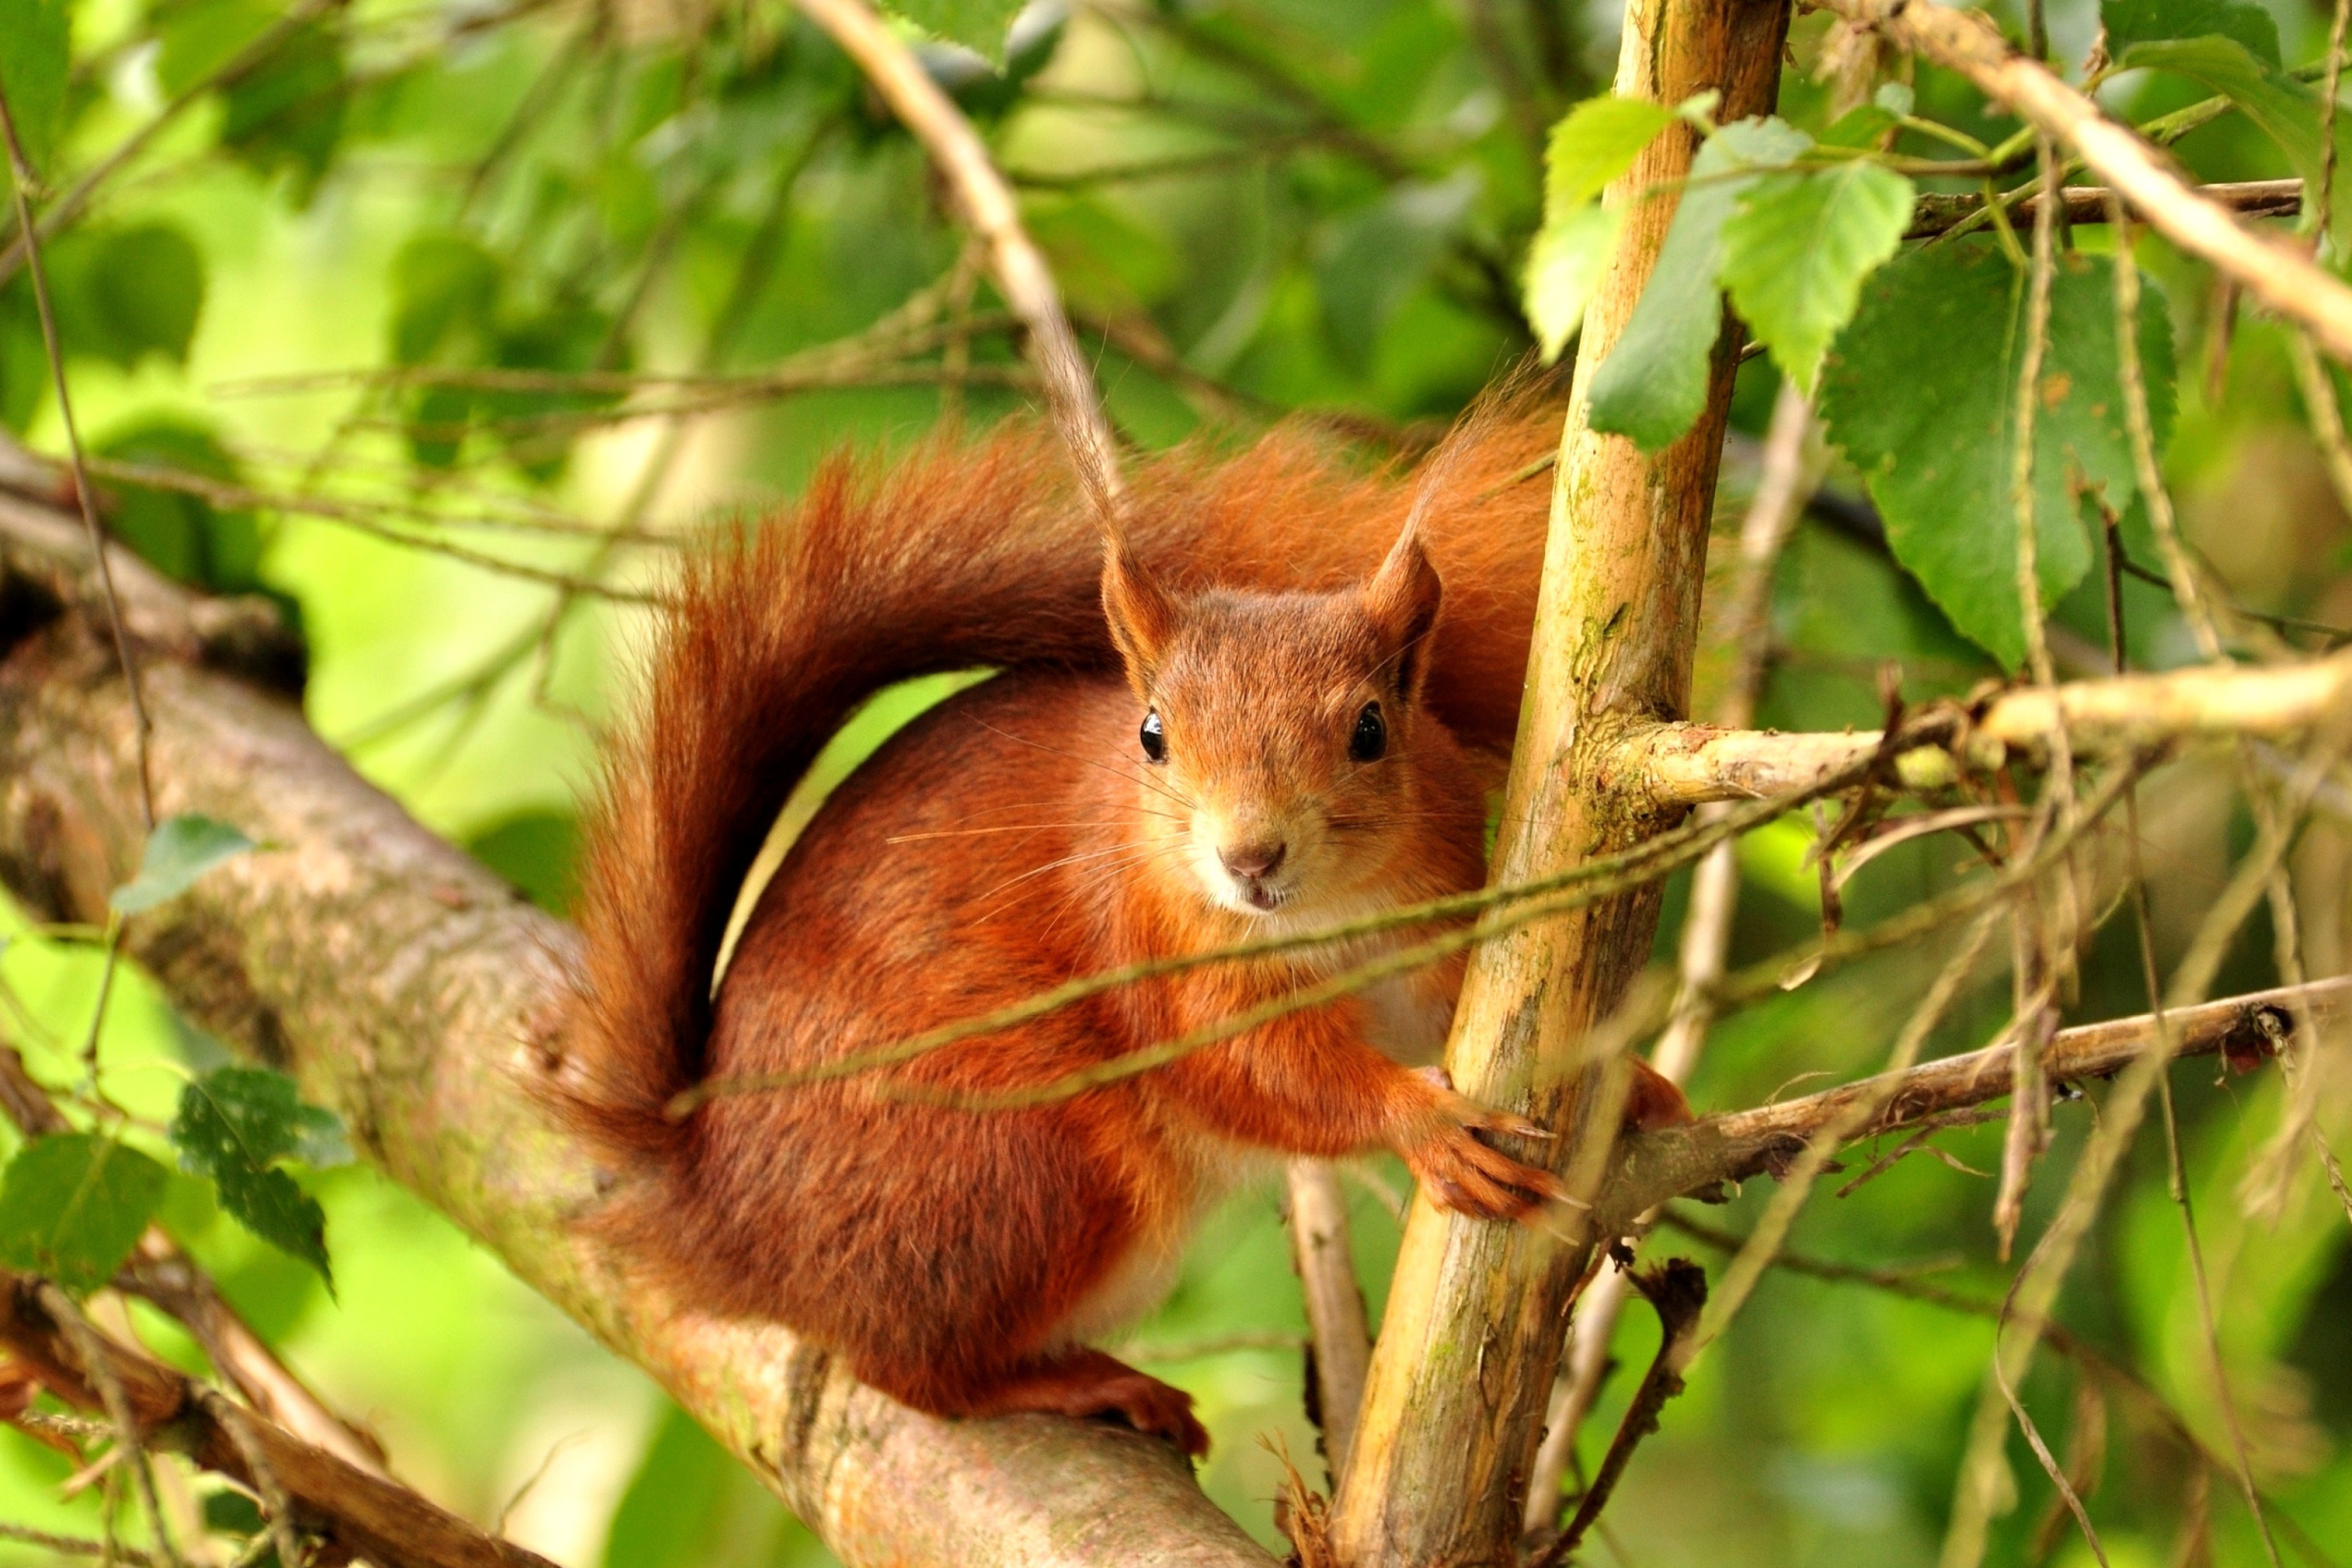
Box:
1523, 203, 1619, 363
42, 224, 209, 372
0, 0, 71, 174
1817, 243, 2176, 668
467, 811, 578, 914
1588, 116, 1810, 452
391, 234, 502, 366
1320, 173, 1477, 369
1720, 161, 1913, 393
890, 0, 1027, 61
96, 420, 264, 595
171, 1067, 339, 1285
0, 1134, 168, 1294
219, 17, 347, 201
113, 814, 255, 915
2103, 0, 2280, 63
603, 1403, 734, 1568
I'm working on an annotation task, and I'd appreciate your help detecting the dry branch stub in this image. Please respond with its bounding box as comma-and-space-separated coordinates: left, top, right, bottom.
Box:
1325, 0, 1793, 1555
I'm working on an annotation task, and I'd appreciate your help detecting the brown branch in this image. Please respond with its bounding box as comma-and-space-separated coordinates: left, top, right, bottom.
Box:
792, 0, 1125, 524
1613, 649, 2352, 805
1284, 1161, 1370, 1481
0, 483, 1272, 1562
1527, 1259, 1708, 1568
1906, 178, 2304, 238
1599, 977, 2351, 1232
0, 1274, 551, 1568
0, 1040, 387, 1475
1832, 0, 2352, 362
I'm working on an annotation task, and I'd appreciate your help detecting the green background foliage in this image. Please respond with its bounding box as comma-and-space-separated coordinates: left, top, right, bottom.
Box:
0, 0, 2344, 1563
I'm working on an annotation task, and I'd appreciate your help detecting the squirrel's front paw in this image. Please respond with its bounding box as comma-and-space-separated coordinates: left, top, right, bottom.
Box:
1405, 1115, 1562, 1221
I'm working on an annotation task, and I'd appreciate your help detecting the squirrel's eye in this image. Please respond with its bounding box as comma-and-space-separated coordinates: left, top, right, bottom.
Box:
1349, 701, 1387, 763
1140, 709, 1166, 763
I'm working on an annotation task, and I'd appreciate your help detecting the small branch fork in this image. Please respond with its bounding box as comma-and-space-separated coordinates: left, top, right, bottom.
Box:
0, 1271, 555, 1568
1824, 0, 2352, 361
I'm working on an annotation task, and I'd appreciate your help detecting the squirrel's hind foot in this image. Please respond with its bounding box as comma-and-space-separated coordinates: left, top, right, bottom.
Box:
963, 1349, 1210, 1457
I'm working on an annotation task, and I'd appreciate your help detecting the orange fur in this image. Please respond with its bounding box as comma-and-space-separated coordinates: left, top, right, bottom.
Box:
562, 410, 1688, 1455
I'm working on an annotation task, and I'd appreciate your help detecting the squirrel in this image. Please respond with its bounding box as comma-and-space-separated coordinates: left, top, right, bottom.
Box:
560, 408, 1692, 1457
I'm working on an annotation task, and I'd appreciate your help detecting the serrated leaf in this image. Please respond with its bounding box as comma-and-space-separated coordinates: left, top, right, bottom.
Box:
1721, 161, 1915, 393
171, 1068, 336, 1285
1818, 243, 2176, 669
0, 1135, 167, 1294
1523, 203, 1622, 362
1588, 116, 1813, 452
2104, 0, 2279, 63
888, 0, 1026, 61
0, 0, 71, 175
112, 815, 253, 915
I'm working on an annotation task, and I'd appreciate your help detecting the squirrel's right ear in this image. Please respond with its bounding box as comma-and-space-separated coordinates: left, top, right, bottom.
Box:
1102, 544, 1177, 694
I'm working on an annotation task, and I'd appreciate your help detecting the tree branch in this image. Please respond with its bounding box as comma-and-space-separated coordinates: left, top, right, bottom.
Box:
1832, 0, 2352, 362
0, 1272, 549, 1568
1905, 178, 2303, 238
0, 509, 1272, 1561
1597, 977, 2350, 1232
1610, 650, 2352, 804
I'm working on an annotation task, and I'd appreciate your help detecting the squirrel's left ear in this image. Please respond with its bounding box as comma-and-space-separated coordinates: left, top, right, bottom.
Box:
1365, 523, 1442, 699
1102, 542, 1178, 697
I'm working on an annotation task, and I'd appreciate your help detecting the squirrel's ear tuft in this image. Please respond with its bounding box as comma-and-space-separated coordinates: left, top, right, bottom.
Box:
1365, 523, 1442, 698
1102, 544, 1177, 694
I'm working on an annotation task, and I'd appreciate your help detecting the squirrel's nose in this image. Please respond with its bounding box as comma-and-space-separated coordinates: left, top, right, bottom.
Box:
1219, 840, 1287, 880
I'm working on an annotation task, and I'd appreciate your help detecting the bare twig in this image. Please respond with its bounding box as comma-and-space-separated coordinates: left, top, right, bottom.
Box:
2, 1274, 562, 1568
1907, 179, 2303, 238
1284, 1162, 1370, 1480
792, 0, 1125, 524
0, 85, 151, 829
1527, 1261, 1708, 1568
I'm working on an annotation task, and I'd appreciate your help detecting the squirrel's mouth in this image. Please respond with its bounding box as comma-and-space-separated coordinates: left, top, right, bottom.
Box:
1240, 881, 1286, 911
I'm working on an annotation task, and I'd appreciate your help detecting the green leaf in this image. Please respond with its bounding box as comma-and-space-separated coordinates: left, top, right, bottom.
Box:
1721, 160, 1915, 393
2116, 36, 2332, 204
1544, 95, 1678, 214
0, 0, 71, 175
2103, 0, 2280, 63
887, 0, 1027, 61
96, 420, 264, 595
1523, 203, 1622, 363
217, 17, 345, 202
0, 1135, 167, 1294
1520, 95, 1684, 361
112, 814, 254, 915
1321, 174, 1477, 368
82, 225, 207, 369
1588, 116, 1812, 452
1817, 243, 2176, 669
390, 234, 501, 366
171, 1068, 338, 1285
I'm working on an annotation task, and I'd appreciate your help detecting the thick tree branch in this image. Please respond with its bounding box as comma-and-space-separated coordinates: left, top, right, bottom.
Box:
0, 508, 1272, 1564
1833, 0, 2352, 362
0, 1272, 550, 1568
1611, 650, 2352, 805
1597, 977, 2350, 1232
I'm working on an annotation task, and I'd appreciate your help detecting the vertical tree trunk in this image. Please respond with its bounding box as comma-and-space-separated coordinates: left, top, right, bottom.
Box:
1325, 0, 1790, 1559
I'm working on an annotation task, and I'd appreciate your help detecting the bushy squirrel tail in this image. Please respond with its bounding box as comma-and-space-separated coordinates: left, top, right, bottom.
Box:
562, 406, 1561, 1163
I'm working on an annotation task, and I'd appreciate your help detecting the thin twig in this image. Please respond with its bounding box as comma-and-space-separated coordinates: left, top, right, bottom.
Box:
44, 1287, 182, 1568
0, 87, 152, 829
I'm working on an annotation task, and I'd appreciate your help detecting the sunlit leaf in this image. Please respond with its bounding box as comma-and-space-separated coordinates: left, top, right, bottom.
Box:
1721, 160, 1914, 392
1817, 243, 2176, 669
112, 814, 255, 915
1543, 95, 1678, 214
171, 1068, 339, 1285
1588, 116, 1811, 452
0, 1135, 167, 1294
1523, 204, 1621, 363
889, 0, 1027, 61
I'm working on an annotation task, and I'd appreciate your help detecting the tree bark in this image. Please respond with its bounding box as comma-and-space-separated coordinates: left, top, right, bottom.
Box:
0, 493, 1272, 1568
1324, 0, 1791, 1558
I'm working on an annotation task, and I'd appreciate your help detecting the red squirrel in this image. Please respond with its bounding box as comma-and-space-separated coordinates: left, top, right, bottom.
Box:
562, 409, 1691, 1456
